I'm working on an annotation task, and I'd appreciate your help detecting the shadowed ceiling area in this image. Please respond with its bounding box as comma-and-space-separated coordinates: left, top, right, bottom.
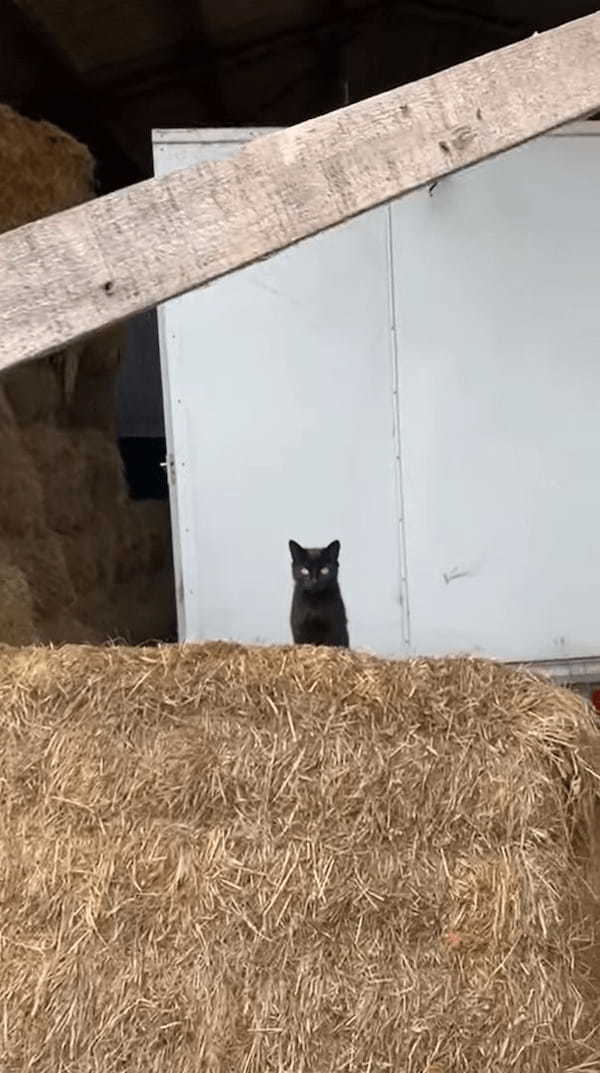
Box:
1, 0, 597, 190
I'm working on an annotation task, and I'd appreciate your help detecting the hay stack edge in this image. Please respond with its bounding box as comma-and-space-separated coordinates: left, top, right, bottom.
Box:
0, 104, 175, 645
2, 641, 600, 1072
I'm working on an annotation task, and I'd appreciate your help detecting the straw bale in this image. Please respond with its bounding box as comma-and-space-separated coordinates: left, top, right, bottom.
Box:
132, 498, 172, 573
0, 411, 45, 537
80, 426, 128, 508
90, 509, 119, 590
61, 509, 117, 599
75, 564, 176, 646
1, 644, 600, 1072
0, 545, 36, 644
70, 327, 124, 433
0, 103, 94, 233
22, 423, 93, 533
115, 504, 148, 581
0, 105, 175, 645
115, 499, 171, 582
35, 613, 103, 645
6, 531, 75, 618
0, 381, 16, 423
51, 346, 84, 408
143, 498, 173, 560
108, 564, 177, 643
77, 324, 123, 377
61, 528, 100, 595
2, 356, 63, 423
69, 363, 120, 433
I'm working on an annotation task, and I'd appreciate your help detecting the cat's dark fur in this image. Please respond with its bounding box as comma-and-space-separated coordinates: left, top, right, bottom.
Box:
289, 539, 349, 648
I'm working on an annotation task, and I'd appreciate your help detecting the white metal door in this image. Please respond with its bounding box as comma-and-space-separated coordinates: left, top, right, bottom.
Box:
155, 124, 600, 664
391, 124, 600, 662
153, 131, 407, 652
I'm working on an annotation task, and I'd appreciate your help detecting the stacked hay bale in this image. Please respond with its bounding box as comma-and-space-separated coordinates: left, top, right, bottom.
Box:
0, 104, 175, 643
2, 643, 600, 1071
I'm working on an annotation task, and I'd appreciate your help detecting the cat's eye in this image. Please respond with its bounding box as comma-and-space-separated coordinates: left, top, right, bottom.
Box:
320, 566, 330, 575
300, 567, 310, 576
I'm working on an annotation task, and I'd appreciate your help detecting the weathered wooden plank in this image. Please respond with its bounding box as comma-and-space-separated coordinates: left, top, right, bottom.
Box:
1, 12, 600, 368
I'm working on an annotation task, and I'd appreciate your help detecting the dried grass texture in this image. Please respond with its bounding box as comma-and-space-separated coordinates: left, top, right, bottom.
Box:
2, 643, 600, 1072
35, 613, 103, 645
6, 530, 76, 618
117, 499, 173, 581
0, 105, 175, 643
2, 357, 63, 423
0, 106, 94, 427
0, 386, 174, 643
0, 549, 36, 644
70, 326, 124, 433
0, 418, 45, 537
23, 423, 93, 533
0, 412, 174, 641
107, 562, 177, 642
0, 104, 94, 230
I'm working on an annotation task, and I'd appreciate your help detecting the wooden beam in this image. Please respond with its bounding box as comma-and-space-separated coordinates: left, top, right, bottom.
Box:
1, 12, 600, 369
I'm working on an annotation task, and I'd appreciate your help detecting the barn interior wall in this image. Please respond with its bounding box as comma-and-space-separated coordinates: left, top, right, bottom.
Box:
0, 105, 176, 645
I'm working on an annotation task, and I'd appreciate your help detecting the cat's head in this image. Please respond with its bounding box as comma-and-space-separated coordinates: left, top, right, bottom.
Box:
289, 539, 340, 592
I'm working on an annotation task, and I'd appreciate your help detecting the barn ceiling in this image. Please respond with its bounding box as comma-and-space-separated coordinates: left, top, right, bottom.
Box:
1, 0, 597, 191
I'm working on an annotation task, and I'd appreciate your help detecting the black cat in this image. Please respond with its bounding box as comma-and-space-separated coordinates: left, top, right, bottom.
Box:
288, 539, 349, 648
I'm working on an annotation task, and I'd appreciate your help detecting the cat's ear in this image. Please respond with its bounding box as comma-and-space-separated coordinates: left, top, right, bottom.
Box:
326, 540, 340, 562
289, 539, 304, 562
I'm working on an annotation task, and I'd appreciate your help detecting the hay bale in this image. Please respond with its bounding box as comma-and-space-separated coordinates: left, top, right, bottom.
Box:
116, 499, 172, 583
35, 613, 103, 645
22, 423, 93, 533
2, 356, 63, 423
79, 426, 128, 507
70, 327, 124, 433
76, 325, 123, 377
108, 564, 178, 643
6, 531, 76, 618
0, 105, 174, 646
0, 548, 36, 644
0, 103, 94, 232
0, 403, 46, 538
89, 510, 119, 590
61, 529, 100, 595
136, 500, 172, 573
1, 644, 600, 1072
61, 512, 117, 600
